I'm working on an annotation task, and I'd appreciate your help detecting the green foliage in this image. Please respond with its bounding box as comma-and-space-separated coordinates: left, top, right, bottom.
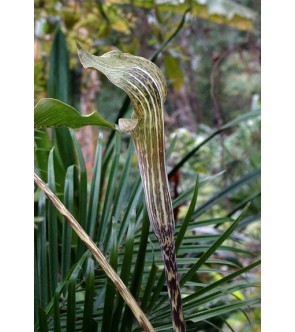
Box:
34, 1, 260, 330
34, 117, 260, 330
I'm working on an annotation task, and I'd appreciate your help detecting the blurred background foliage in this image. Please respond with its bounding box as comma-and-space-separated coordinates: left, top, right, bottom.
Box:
34, 0, 260, 331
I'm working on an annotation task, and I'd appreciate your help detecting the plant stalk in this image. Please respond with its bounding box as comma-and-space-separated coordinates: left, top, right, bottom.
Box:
131, 127, 186, 332
160, 242, 185, 331
34, 172, 154, 332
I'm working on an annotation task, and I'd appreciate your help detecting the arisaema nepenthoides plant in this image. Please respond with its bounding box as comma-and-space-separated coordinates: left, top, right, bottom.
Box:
76, 45, 186, 332
35, 44, 186, 331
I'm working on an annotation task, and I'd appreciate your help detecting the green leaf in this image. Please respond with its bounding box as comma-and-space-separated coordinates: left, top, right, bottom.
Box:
86, 133, 104, 239
38, 308, 48, 332
70, 130, 88, 258
47, 148, 58, 299
183, 260, 261, 305
140, 258, 159, 312
34, 252, 89, 332
34, 129, 52, 182
192, 170, 260, 219
53, 293, 61, 332
47, 27, 76, 171
180, 203, 250, 285
112, 140, 135, 221
36, 191, 48, 308
111, 213, 136, 331
186, 298, 260, 322
82, 258, 95, 332
166, 134, 178, 161
120, 210, 150, 331
34, 246, 40, 324
48, 27, 70, 103
101, 220, 118, 332
117, 176, 142, 244
44, 253, 88, 323
34, 98, 115, 130
61, 165, 75, 280
175, 175, 199, 252
97, 132, 121, 250
67, 280, 76, 332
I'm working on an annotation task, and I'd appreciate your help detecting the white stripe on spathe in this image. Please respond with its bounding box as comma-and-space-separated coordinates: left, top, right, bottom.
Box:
128, 68, 169, 231
125, 71, 169, 230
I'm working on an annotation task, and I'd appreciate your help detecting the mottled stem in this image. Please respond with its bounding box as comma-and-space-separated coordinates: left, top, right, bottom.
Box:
161, 242, 185, 332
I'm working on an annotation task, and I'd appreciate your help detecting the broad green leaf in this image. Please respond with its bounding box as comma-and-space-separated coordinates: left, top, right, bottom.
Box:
34, 98, 115, 130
